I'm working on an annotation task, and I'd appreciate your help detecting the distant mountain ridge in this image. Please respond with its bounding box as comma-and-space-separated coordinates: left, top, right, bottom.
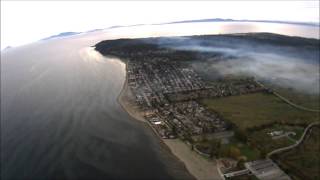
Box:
158, 18, 319, 27
100, 18, 319, 30
3, 18, 315, 50
42, 18, 318, 42
41, 32, 81, 41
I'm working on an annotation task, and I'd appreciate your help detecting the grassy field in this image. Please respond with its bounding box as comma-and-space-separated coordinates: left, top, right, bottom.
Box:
276, 126, 320, 180
201, 92, 319, 130
263, 83, 320, 110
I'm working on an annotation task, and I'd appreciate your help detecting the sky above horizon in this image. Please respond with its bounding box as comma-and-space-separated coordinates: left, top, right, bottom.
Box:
1, 1, 319, 49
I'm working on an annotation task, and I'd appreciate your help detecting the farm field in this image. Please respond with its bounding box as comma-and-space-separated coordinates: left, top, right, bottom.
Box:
201, 92, 319, 130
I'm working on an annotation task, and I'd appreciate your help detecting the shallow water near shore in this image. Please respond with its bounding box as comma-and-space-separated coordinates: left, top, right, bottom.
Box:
1, 22, 319, 180
1, 35, 194, 180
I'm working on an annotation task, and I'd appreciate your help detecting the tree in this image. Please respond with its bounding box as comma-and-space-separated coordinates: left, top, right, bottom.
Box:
235, 129, 248, 143
229, 146, 241, 160
219, 146, 230, 157
237, 158, 245, 169
201, 133, 208, 142
171, 125, 177, 135
260, 149, 267, 159
209, 139, 221, 158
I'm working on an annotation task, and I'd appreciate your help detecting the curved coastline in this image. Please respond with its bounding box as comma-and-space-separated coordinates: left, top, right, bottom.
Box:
117, 64, 222, 180
117, 69, 146, 122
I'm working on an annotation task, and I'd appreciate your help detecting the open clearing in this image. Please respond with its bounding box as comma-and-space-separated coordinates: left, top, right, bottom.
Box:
276, 126, 320, 180
201, 92, 319, 130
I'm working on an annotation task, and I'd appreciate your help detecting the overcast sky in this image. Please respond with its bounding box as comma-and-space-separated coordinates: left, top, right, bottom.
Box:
1, 1, 319, 48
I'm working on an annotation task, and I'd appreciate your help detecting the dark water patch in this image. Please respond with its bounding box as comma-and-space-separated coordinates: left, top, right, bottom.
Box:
1, 37, 193, 179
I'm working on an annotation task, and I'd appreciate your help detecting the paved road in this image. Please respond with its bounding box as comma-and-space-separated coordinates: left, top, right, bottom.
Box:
267, 121, 320, 158
255, 80, 320, 113
212, 131, 234, 139
273, 91, 320, 112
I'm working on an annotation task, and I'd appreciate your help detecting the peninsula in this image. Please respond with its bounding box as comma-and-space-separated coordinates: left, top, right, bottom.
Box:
95, 33, 320, 180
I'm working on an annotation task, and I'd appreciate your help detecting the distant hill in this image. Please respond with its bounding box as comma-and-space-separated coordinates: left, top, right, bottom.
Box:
39, 18, 318, 42
1, 46, 12, 51
86, 29, 103, 33
41, 32, 81, 41
94, 18, 319, 32
156, 18, 319, 27
95, 32, 319, 52
95, 32, 319, 64
104, 18, 319, 30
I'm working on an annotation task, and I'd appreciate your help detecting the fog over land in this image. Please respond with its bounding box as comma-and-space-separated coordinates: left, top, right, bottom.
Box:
147, 34, 320, 94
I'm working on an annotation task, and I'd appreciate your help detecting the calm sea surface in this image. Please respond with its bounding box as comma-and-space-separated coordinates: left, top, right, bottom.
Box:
1, 22, 319, 180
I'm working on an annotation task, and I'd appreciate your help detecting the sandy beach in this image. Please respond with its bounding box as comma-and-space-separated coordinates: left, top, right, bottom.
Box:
164, 139, 222, 180
117, 74, 146, 122
117, 68, 222, 180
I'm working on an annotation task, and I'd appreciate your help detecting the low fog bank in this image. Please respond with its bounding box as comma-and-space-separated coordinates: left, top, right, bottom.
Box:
147, 34, 320, 94
193, 53, 319, 94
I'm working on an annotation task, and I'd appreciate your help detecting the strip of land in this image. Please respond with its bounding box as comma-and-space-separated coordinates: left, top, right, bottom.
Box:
118, 72, 222, 180
118, 73, 146, 122
164, 139, 222, 180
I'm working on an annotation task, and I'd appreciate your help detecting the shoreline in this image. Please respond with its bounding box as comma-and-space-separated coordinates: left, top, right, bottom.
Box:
117, 67, 222, 180
117, 72, 146, 122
